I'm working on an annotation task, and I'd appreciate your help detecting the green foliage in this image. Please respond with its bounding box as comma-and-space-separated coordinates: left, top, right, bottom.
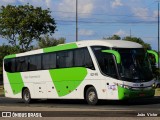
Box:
0, 4, 56, 52
38, 36, 66, 48
103, 35, 121, 40
0, 44, 20, 74
123, 36, 151, 50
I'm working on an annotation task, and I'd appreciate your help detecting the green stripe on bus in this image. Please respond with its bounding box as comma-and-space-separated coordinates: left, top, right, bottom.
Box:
4, 54, 16, 59
49, 67, 87, 97
102, 50, 121, 64
43, 43, 78, 53
118, 86, 155, 100
147, 50, 159, 63
6, 72, 24, 95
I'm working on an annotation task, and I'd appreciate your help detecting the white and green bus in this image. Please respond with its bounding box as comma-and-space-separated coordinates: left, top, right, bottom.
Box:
3, 40, 159, 105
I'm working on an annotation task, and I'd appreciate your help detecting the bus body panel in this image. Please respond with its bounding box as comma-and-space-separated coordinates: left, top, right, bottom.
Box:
3, 40, 155, 101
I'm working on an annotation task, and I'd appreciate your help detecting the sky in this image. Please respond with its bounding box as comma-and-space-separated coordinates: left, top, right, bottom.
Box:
0, 0, 160, 51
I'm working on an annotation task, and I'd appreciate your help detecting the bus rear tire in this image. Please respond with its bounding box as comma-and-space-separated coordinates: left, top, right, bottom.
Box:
22, 88, 32, 104
85, 87, 98, 105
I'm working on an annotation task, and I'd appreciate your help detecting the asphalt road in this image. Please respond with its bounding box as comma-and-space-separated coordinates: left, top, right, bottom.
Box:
0, 97, 160, 118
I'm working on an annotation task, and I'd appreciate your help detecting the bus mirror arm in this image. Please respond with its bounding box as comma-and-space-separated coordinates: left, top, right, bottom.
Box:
101, 50, 121, 64
147, 50, 159, 63
85, 63, 95, 70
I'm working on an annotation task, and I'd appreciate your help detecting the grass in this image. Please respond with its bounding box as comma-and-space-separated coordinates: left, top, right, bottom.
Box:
0, 85, 4, 96
155, 88, 160, 96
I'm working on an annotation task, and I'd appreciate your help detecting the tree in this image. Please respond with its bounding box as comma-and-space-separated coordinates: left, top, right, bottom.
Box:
103, 35, 121, 40
38, 36, 65, 48
0, 44, 20, 74
123, 36, 151, 50
0, 4, 56, 52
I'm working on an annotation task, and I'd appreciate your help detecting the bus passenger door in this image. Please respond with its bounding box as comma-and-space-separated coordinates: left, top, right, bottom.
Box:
106, 78, 118, 99
103, 56, 119, 99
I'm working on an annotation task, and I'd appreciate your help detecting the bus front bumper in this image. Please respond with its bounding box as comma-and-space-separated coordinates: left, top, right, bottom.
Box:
118, 86, 155, 100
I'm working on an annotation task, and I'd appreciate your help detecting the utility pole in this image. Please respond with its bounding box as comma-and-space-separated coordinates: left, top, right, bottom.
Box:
130, 29, 132, 38
158, 1, 160, 72
76, 0, 78, 42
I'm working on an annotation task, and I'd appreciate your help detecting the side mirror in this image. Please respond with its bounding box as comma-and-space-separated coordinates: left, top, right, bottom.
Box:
102, 50, 121, 64
147, 50, 159, 63
85, 63, 95, 70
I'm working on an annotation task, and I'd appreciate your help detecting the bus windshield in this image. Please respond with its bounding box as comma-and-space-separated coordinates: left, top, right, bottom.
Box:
92, 46, 154, 82
115, 48, 153, 82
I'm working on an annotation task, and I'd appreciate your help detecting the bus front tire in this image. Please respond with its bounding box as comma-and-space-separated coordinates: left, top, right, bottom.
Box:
22, 88, 32, 104
85, 87, 98, 105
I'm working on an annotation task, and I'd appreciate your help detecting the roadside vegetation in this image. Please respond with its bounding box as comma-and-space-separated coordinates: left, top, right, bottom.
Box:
0, 85, 3, 96
155, 89, 160, 96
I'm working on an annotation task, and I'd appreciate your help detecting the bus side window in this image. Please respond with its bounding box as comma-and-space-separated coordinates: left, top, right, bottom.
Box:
74, 48, 95, 70
16, 58, 21, 72
104, 55, 117, 78
10, 59, 16, 72
50, 53, 56, 69
28, 55, 41, 71
42, 53, 56, 69
57, 50, 73, 68
84, 48, 95, 70
28, 56, 36, 71
66, 51, 73, 67
36, 55, 41, 70
4, 59, 16, 73
74, 49, 85, 67
16, 57, 28, 72
42, 54, 50, 69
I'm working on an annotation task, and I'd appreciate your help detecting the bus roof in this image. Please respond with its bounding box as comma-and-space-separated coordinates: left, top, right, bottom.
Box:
76, 40, 142, 48
4, 40, 143, 59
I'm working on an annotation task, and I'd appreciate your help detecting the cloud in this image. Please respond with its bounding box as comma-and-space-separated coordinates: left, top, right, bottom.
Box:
45, 0, 51, 8
0, 0, 16, 6
1, 0, 16, 3
153, 10, 158, 19
132, 7, 149, 20
0, 0, 54, 9
111, 0, 123, 8
57, 0, 95, 18
0, 0, 96, 20
18, 0, 53, 8
114, 29, 127, 36
79, 29, 94, 36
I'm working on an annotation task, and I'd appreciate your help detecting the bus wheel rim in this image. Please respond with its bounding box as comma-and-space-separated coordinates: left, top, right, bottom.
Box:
24, 92, 29, 101
88, 91, 96, 102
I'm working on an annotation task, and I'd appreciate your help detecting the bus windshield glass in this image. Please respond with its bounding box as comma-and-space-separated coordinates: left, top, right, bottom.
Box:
115, 48, 153, 82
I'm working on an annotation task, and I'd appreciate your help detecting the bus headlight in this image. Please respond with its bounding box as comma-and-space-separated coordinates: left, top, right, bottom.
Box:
120, 84, 132, 89
152, 83, 156, 88
123, 85, 131, 89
